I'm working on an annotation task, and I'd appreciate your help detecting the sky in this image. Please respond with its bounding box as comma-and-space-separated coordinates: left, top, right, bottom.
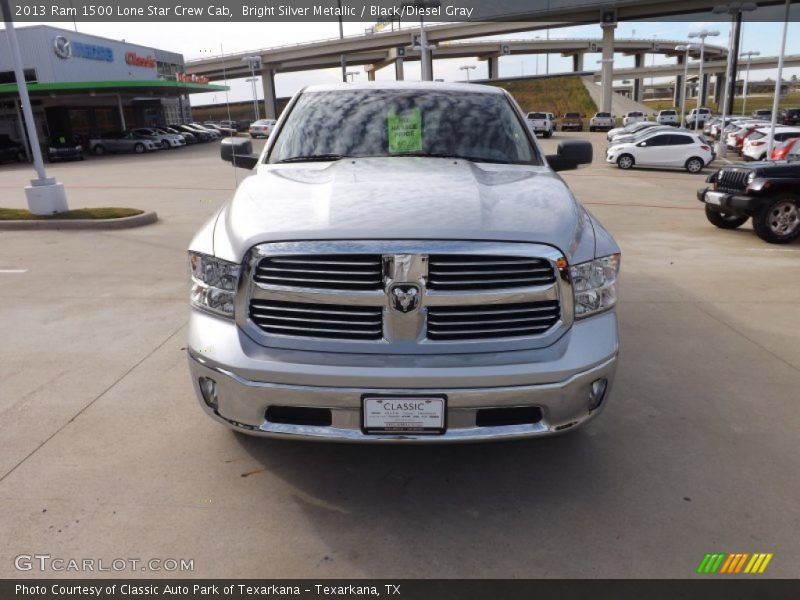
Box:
3, 15, 798, 107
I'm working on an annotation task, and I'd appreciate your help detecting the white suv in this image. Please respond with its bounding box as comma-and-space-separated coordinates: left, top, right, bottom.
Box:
622, 111, 646, 127
526, 112, 554, 138
685, 108, 713, 128
589, 112, 616, 132
656, 110, 679, 126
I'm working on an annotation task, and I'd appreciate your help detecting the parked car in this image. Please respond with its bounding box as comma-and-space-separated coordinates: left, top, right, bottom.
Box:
89, 131, 159, 155
249, 119, 277, 139
188, 82, 619, 442
607, 130, 714, 173
685, 107, 713, 128
726, 122, 768, 153
204, 122, 237, 137
589, 112, 615, 132
771, 137, 800, 160
191, 123, 222, 139
607, 120, 660, 142
0, 134, 25, 163
161, 126, 197, 144
608, 125, 676, 146
526, 112, 554, 137
656, 109, 679, 126
699, 144, 800, 243
622, 111, 647, 127
561, 112, 584, 131
778, 108, 800, 126
46, 134, 84, 162
743, 127, 800, 162
171, 124, 214, 142
132, 127, 186, 149
751, 109, 772, 120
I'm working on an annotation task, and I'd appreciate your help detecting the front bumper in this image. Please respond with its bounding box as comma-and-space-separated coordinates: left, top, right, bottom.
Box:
697, 187, 759, 212
187, 310, 619, 443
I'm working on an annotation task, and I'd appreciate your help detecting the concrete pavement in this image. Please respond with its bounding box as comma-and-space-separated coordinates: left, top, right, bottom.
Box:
0, 136, 798, 578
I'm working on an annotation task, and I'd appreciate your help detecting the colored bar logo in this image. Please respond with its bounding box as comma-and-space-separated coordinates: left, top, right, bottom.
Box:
697, 553, 773, 574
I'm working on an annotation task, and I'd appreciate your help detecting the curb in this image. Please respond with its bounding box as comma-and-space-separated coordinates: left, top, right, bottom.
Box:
0, 211, 158, 231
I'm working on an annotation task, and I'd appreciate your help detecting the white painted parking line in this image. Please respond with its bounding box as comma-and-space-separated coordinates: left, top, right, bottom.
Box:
0, 269, 29, 273
746, 248, 800, 252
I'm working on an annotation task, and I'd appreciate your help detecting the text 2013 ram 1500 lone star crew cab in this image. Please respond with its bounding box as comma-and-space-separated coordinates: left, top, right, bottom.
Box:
187, 82, 621, 442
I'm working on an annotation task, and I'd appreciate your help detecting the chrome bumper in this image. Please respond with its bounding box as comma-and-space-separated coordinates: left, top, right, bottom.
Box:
187, 310, 619, 443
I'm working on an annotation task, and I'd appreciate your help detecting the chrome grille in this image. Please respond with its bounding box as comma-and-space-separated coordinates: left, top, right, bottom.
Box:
717, 169, 748, 193
427, 301, 560, 340
427, 255, 555, 290
254, 255, 382, 290
249, 299, 383, 340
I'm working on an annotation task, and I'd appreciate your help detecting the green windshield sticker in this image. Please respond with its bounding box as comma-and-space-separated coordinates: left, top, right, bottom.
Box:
388, 108, 423, 153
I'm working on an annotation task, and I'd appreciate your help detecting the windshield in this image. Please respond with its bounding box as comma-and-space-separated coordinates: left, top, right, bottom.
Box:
269, 89, 538, 165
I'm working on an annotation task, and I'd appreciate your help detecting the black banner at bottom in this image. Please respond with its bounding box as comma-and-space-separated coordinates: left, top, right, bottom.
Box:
4, 579, 800, 600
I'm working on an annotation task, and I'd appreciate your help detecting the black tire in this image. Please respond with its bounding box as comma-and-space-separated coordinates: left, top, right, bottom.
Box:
161, 140, 170, 149
544, 131, 552, 139
17, 151, 26, 162
685, 157, 704, 173
134, 143, 145, 154
93, 145, 105, 156
752, 194, 800, 244
79, 155, 85, 161
617, 154, 634, 170
705, 205, 749, 229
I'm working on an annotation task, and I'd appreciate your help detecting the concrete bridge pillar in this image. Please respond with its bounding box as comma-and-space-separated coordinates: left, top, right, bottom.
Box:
395, 57, 405, 81
572, 53, 584, 72
700, 72, 710, 106
260, 67, 277, 120
487, 55, 499, 80
633, 53, 645, 103
673, 54, 684, 107
367, 69, 376, 82
600, 23, 616, 114
714, 73, 725, 107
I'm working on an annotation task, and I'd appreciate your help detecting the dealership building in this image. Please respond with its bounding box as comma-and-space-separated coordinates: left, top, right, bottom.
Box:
0, 25, 227, 147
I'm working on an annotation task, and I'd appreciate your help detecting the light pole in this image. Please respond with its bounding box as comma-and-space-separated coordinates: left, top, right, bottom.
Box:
688, 29, 719, 131
403, 0, 440, 81
337, 0, 347, 83
712, 2, 757, 157
740, 51, 760, 115
459, 64, 476, 82
346, 71, 360, 83
767, 0, 791, 159
241, 56, 262, 121
675, 44, 696, 128
0, 0, 68, 214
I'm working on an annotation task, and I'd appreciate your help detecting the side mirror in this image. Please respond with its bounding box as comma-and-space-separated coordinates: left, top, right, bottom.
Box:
547, 140, 592, 172
638, 142, 647, 147
221, 138, 259, 169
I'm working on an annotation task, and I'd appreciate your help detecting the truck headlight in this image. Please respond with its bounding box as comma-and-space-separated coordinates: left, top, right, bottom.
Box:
570, 254, 620, 319
189, 252, 241, 318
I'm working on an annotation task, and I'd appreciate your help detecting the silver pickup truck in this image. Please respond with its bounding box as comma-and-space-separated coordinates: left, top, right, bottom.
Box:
187, 82, 621, 443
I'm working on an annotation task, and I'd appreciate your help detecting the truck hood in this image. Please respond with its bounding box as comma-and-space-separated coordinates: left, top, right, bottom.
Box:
212, 157, 597, 264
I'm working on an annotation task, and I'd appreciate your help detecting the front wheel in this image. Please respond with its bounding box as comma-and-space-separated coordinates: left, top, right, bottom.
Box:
705, 205, 749, 229
685, 157, 704, 173
617, 154, 634, 170
134, 143, 145, 154
161, 140, 170, 149
93, 145, 105, 155
753, 194, 800, 244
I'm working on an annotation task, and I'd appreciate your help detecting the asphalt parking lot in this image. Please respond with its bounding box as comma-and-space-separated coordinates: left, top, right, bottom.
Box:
1, 133, 798, 579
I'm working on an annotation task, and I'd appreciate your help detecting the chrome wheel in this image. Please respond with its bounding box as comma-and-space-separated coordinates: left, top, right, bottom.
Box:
686, 158, 703, 173
617, 155, 633, 169
767, 201, 799, 236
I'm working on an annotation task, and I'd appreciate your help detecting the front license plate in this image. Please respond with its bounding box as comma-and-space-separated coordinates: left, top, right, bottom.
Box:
363, 396, 446, 435
705, 191, 725, 206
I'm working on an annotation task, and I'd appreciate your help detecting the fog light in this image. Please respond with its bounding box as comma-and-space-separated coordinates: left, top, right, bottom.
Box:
199, 377, 219, 410
588, 378, 608, 411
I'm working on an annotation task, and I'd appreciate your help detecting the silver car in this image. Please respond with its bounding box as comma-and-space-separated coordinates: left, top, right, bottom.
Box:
89, 131, 159, 155
133, 127, 186, 149
187, 82, 620, 443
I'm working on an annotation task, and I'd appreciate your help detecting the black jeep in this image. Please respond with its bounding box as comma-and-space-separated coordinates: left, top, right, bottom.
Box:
698, 148, 800, 244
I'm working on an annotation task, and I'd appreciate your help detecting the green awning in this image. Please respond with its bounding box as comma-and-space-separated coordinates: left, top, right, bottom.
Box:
0, 79, 229, 97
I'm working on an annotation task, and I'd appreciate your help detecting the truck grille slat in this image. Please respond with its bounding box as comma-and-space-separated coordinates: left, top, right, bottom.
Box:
254, 254, 382, 290
427, 301, 560, 341
250, 300, 383, 340
427, 255, 555, 290
717, 170, 748, 193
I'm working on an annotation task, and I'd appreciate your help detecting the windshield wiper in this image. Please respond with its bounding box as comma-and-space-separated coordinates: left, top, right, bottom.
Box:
278, 154, 346, 163
393, 152, 512, 164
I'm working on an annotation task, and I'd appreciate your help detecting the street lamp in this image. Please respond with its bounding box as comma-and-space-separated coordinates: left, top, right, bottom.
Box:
241, 56, 262, 121
675, 44, 696, 128
345, 71, 360, 83
740, 51, 760, 116
767, 0, 791, 158
402, 0, 440, 81
688, 29, 719, 131
712, 2, 757, 157
459, 64, 476, 82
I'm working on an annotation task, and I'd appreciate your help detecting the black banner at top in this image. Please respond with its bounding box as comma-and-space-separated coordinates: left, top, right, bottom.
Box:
4, 0, 800, 23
